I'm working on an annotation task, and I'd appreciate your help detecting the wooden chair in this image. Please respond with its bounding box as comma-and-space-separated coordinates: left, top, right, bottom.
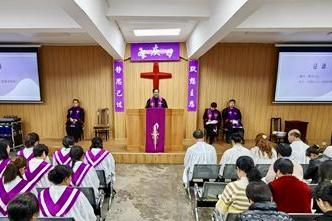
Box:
270, 117, 286, 143
93, 108, 111, 141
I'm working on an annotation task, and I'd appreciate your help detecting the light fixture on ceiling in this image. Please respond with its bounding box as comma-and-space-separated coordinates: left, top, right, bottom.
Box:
133, 28, 181, 37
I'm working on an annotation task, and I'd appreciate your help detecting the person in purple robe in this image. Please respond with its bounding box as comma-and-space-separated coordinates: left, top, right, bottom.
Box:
7, 192, 39, 221
145, 88, 168, 108
222, 99, 244, 143
0, 138, 10, 177
66, 99, 85, 142
203, 102, 221, 144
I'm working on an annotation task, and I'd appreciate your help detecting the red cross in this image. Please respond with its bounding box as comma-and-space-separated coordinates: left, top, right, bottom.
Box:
140, 62, 172, 89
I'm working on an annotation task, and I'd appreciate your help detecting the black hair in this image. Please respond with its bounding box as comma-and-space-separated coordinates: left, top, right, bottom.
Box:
193, 129, 204, 139
231, 133, 243, 143
72, 98, 80, 103
0, 138, 10, 160
90, 137, 103, 149
306, 145, 322, 157
62, 136, 75, 148
33, 144, 49, 157
315, 181, 332, 206
153, 88, 159, 93
275, 143, 292, 157
48, 165, 72, 185
229, 99, 236, 103
246, 181, 272, 203
273, 158, 294, 174
7, 192, 39, 221
70, 145, 84, 169
23, 132, 39, 148
3, 157, 27, 184
319, 160, 332, 182
236, 156, 262, 182
210, 102, 217, 108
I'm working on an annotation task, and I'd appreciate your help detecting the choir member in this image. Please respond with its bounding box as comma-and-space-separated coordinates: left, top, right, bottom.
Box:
0, 138, 11, 177
7, 192, 39, 221
52, 136, 75, 166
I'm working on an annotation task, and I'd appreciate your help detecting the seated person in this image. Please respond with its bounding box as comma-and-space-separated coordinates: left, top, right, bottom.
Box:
314, 181, 332, 221
288, 129, 310, 164
17, 132, 39, 161
237, 181, 292, 221
0, 157, 37, 216
84, 137, 116, 194
250, 133, 277, 164
219, 133, 251, 176
0, 138, 11, 177
265, 143, 303, 183
323, 145, 332, 158
269, 158, 312, 213
23, 144, 52, 188
203, 102, 221, 144
70, 145, 100, 202
38, 165, 96, 220
53, 136, 75, 166
182, 129, 217, 186
304, 145, 331, 183
215, 156, 262, 215
222, 99, 244, 143
7, 192, 39, 221
318, 160, 332, 183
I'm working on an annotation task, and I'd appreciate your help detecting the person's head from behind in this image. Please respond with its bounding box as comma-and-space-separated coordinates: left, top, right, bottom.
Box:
3, 157, 27, 184
319, 160, 332, 182
48, 165, 72, 186
24, 133, 39, 148
273, 158, 294, 178
246, 181, 272, 204
236, 156, 262, 181
0, 138, 10, 160
62, 136, 75, 149
228, 99, 236, 108
315, 181, 332, 213
70, 145, 84, 168
33, 144, 49, 160
231, 133, 243, 145
153, 88, 159, 98
306, 145, 322, 160
90, 137, 103, 149
7, 192, 39, 221
255, 133, 274, 159
193, 129, 204, 141
288, 129, 301, 143
210, 102, 217, 110
275, 143, 292, 158
72, 98, 80, 107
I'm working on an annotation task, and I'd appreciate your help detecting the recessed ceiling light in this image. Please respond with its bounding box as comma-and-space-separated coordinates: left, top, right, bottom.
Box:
134, 28, 181, 37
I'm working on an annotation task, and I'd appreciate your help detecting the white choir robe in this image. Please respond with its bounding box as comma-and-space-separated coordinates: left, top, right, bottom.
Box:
290, 140, 310, 164
250, 146, 278, 165
182, 141, 217, 185
323, 146, 332, 158
18, 147, 51, 163
39, 185, 96, 221
72, 161, 100, 202
27, 158, 52, 188
84, 148, 116, 183
52, 147, 71, 166
219, 144, 252, 175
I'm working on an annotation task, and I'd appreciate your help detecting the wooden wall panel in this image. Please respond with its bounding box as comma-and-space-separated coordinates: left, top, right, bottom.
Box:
0, 46, 114, 139
198, 43, 332, 142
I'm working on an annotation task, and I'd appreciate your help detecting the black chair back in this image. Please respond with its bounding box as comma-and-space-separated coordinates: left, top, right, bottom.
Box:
96, 170, 107, 188
222, 164, 237, 180
192, 164, 221, 180
289, 213, 323, 221
256, 164, 270, 177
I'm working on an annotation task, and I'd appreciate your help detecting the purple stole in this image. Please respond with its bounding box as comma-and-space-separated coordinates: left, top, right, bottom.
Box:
39, 187, 80, 217
23, 160, 52, 188
71, 162, 92, 187
17, 148, 34, 161
0, 159, 10, 177
53, 150, 72, 166
0, 177, 34, 215
85, 149, 109, 168
149, 96, 163, 108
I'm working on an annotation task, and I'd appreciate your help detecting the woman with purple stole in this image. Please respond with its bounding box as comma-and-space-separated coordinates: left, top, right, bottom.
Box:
70, 145, 100, 202
16, 132, 39, 161
52, 136, 75, 167
0, 139, 11, 177
84, 137, 115, 185
0, 157, 37, 216
38, 165, 96, 220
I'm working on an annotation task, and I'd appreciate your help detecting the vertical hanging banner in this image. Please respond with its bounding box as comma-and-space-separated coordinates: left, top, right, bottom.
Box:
113, 60, 124, 112
187, 60, 199, 112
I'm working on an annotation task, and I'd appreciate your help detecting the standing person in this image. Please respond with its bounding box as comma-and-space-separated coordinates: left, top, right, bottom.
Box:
203, 102, 221, 144
222, 99, 244, 143
66, 99, 85, 142
145, 88, 168, 108
288, 129, 310, 164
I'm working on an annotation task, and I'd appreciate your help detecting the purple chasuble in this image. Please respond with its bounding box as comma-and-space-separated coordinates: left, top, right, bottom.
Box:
53, 150, 72, 166
23, 161, 52, 188
224, 107, 242, 128
38, 187, 80, 217
0, 159, 10, 177
149, 96, 163, 108
71, 163, 92, 187
85, 149, 109, 168
17, 149, 34, 161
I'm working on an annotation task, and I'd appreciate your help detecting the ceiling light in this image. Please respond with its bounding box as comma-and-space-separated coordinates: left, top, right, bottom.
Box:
133, 28, 181, 37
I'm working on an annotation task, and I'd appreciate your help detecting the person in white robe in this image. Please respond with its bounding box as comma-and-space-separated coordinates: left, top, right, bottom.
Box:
288, 129, 310, 164
52, 136, 75, 166
323, 145, 332, 158
183, 129, 217, 186
250, 133, 277, 164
